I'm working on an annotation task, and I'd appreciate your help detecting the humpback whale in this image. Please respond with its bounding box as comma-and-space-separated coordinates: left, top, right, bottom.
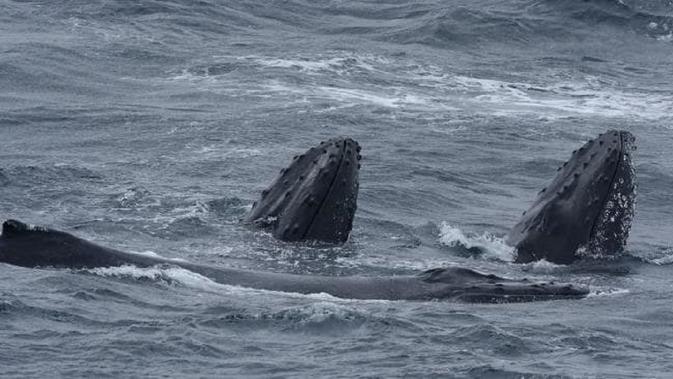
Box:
244, 137, 360, 244
0, 132, 638, 302
507, 130, 636, 264
243, 130, 638, 266
0, 220, 588, 302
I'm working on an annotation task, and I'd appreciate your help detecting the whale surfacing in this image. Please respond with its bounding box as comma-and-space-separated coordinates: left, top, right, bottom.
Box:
0, 220, 589, 303
2, 134, 627, 302
244, 137, 360, 244
507, 130, 636, 264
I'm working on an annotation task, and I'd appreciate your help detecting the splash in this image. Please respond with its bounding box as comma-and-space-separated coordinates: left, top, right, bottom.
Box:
648, 248, 673, 265
128, 250, 188, 263
521, 259, 565, 274
83, 265, 228, 292
586, 288, 630, 298
438, 223, 515, 262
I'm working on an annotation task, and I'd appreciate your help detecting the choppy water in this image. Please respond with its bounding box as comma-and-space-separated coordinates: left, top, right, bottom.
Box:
1, 0, 673, 377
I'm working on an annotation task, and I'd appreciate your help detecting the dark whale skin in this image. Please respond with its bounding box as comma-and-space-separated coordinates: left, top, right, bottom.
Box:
0, 220, 588, 303
508, 130, 636, 264
244, 137, 360, 244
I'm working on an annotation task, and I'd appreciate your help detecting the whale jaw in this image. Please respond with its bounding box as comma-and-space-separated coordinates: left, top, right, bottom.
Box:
244, 137, 360, 244
508, 130, 636, 264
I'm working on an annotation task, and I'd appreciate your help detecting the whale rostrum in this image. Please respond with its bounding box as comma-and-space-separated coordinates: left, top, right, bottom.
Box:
244, 137, 360, 244
507, 130, 636, 264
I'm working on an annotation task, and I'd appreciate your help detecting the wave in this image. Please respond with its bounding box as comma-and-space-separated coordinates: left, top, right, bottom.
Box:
438, 223, 515, 262
4, 0, 671, 126
170, 49, 673, 120
84, 264, 231, 292
7, 0, 672, 48
544, 0, 673, 35
81, 264, 391, 303
372, 0, 673, 48
1, 164, 104, 188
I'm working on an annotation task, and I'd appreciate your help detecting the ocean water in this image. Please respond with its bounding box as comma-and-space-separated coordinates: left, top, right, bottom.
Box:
1, 0, 673, 377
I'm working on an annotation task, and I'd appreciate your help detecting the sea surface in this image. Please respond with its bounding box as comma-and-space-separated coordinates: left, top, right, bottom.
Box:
1, 0, 673, 377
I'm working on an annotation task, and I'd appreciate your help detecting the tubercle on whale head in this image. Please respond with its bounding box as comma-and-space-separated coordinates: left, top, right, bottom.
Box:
244, 137, 361, 244
507, 130, 636, 264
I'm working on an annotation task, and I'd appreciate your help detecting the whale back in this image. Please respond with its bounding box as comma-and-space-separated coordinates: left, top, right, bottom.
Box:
0, 220, 157, 269
508, 130, 636, 264
244, 137, 360, 243
0, 220, 589, 303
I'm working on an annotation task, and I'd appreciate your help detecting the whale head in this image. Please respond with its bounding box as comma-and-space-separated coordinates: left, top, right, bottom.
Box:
244, 137, 360, 244
508, 130, 636, 264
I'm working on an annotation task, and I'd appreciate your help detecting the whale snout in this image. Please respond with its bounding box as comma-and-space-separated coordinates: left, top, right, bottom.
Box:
508, 129, 637, 264
245, 137, 361, 244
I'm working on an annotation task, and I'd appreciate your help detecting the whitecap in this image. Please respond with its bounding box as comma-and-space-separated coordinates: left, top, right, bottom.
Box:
84, 265, 392, 304
586, 287, 630, 298
438, 222, 515, 262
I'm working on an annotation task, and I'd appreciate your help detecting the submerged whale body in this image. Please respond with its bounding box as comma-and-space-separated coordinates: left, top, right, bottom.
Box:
244, 137, 360, 244
507, 130, 636, 264
0, 220, 588, 302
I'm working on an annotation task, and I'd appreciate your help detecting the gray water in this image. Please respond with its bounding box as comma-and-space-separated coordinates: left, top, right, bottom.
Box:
1, 0, 673, 377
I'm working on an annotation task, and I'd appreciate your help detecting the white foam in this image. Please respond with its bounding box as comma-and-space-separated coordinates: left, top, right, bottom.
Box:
85, 265, 226, 292
128, 250, 161, 258
449, 75, 673, 120
251, 57, 349, 73
336, 254, 456, 272
84, 265, 392, 304
649, 249, 673, 265
438, 222, 515, 262
586, 287, 630, 298
241, 53, 387, 75
260, 81, 447, 110
145, 201, 210, 227
657, 33, 673, 42
169, 53, 673, 120
317, 86, 431, 109
128, 250, 188, 263
522, 259, 565, 274
191, 144, 263, 158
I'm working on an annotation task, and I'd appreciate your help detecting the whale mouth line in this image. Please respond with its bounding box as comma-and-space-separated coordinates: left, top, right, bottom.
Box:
507, 129, 637, 264
302, 143, 347, 241
244, 136, 360, 243
587, 132, 625, 246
